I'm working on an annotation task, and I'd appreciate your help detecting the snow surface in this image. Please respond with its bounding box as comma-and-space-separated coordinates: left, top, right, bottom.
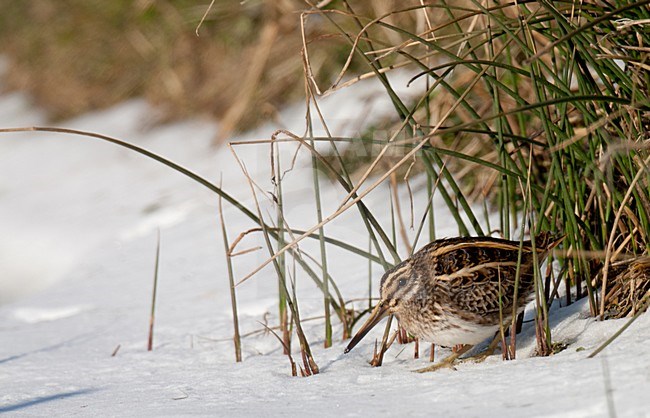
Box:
1, 76, 649, 417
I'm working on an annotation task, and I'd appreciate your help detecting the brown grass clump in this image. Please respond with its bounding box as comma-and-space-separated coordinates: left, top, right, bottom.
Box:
600, 257, 650, 319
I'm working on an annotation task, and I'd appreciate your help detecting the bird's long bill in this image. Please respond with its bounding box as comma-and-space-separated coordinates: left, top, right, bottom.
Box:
344, 301, 390, 353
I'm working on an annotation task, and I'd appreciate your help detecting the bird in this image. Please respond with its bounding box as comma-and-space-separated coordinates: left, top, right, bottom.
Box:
344, 231, 564, 372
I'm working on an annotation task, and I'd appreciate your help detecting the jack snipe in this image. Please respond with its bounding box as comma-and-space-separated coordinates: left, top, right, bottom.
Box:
345, 232, 564, 371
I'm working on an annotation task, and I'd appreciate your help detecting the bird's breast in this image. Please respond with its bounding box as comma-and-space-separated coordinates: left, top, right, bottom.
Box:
397, 305, 499, 346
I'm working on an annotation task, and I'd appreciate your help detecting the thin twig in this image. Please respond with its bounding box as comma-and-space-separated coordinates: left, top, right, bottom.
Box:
148, 230, 161, 352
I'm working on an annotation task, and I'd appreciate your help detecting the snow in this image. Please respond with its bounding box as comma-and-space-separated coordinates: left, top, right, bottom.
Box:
1, 75, 649, 417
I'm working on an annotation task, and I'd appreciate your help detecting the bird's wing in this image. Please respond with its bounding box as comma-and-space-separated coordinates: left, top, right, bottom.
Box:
431, 245, 536, 317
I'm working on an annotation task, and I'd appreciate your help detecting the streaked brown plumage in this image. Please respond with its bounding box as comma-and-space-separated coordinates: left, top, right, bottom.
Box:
345, 232, 564, 367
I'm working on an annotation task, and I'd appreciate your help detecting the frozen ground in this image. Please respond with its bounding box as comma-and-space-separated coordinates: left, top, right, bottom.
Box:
0, 76, 649, 417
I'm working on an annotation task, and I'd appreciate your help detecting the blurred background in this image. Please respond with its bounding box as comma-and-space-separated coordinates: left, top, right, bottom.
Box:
0, 1, 389, 140
0, 1, 298, 135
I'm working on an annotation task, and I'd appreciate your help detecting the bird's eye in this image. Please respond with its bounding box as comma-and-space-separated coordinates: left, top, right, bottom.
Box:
398, 278, 407, 287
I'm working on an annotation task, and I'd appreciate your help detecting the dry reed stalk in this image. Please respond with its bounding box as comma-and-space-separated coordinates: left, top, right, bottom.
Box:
147, 230, 161, 352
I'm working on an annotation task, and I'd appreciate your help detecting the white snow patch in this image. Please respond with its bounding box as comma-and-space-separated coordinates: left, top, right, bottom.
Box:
12, 305, 90, 324
119, 201, 197, 241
